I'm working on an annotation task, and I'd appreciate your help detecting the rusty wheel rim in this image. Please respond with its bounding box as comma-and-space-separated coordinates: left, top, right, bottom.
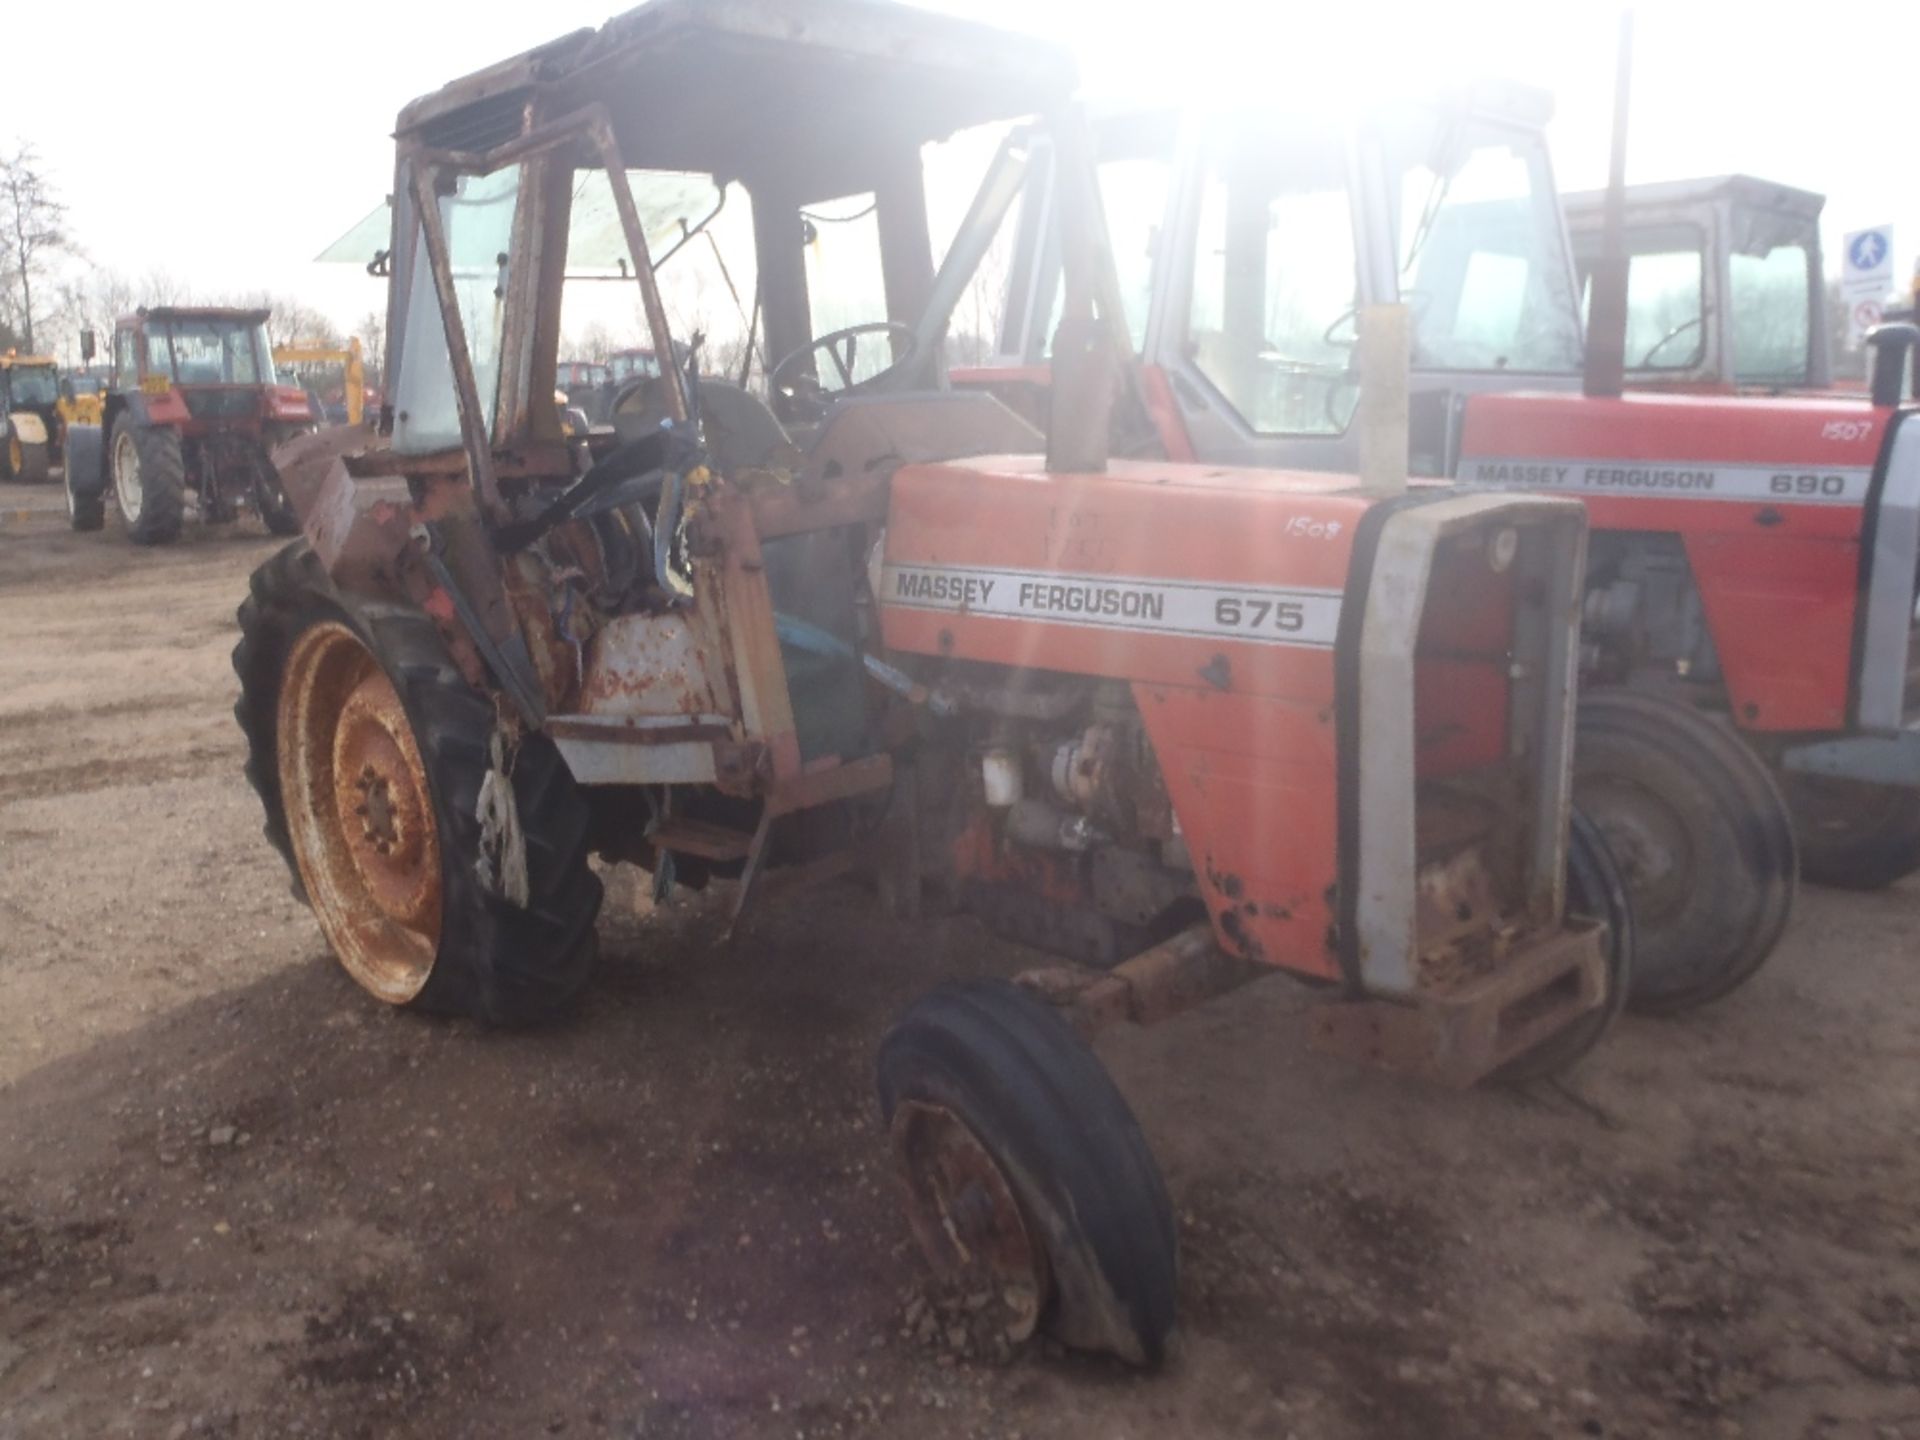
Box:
890, 1100, 1048, 1341
278, 621, 442, 1003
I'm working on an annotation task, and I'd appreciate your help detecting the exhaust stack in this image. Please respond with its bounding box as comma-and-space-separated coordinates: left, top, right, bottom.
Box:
1583, 9, 1635, 400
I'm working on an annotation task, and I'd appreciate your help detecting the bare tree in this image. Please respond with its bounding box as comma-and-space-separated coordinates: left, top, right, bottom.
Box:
0, 144, 69, 354
354, 310, 386, 380
53, 267, 140, 365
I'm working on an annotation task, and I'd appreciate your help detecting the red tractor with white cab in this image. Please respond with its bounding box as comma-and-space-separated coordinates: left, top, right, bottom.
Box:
968, 84, 1920, 1010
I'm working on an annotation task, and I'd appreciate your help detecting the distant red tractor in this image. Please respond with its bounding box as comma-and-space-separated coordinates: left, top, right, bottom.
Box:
64, 306, 314, 544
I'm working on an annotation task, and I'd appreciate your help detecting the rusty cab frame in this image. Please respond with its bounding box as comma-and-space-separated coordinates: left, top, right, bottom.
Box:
294, 0, 1134, 924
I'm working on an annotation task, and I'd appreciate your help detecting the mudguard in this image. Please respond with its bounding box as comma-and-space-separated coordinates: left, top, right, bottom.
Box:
7, 411, 48, 446
64, 424, 107, 499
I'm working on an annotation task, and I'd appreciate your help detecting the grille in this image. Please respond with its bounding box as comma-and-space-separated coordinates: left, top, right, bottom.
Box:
182, 389, 260, 421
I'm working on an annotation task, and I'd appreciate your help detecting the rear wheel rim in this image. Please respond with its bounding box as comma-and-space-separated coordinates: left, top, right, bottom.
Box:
277, 620, 442, 1003
112, 431, 142, 523
890, 1099, 1047, 1341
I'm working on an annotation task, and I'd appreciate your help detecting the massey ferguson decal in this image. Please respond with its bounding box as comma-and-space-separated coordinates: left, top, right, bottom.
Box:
1461, 457, 1874, 505
880, 562, 1342, 648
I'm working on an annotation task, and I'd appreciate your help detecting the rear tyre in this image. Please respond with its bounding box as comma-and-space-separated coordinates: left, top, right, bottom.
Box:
877, 979, 1177, 1368
1573, 689, 1796, 1014
1775, 772, 1920, 891
233, 542, 601, 1024
111, 418, 186, 545
1492, 809, 1634, 1085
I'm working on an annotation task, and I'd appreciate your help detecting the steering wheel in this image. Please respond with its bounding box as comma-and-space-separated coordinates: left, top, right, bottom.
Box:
1320, 291, 1433, 349
1637, 314, 1705, 369
1251, 350, 1362, 433
768, 322, 921, 423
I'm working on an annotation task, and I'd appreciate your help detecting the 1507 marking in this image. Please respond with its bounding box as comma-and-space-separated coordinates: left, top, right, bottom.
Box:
1821, 419, 1874, 442
1214, 596, 1307, 633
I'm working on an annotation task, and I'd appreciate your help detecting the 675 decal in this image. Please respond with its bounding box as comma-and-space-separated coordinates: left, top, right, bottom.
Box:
1213, 596, 1308, 633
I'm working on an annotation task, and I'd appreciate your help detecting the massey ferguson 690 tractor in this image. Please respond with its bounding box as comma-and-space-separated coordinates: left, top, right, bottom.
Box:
63, 307, 314, 543
235, 0, 1630, 1366
967, 85, 1920, 1011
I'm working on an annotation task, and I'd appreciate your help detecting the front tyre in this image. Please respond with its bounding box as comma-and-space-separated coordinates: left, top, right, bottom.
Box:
256, 427, 314, 537
1573, 689, 1796, 1014
877, 979, 1178, 1368
13, 439, 51, 484
65, 464, 105, 531
111, 418, 186, 545
233, 543, 601, 1023
1775, 772, 1920, 891
1492, 808, 1634, 1084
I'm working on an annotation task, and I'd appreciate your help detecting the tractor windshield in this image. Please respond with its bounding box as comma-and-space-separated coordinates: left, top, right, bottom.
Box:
7, 365, 58, 406
151, 319, 275, 386
1572, 223, 1710, 372
1379, 113, 1583, 374
1727, 206, 1815, 386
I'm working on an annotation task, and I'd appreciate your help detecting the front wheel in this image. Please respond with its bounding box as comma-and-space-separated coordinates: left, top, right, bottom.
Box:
1573, 690, 1796, 1013
1774, 772, 1920, 891
256, 427, 313, 536
65, 465, 104, 531
877, 979, 1178, 1368
12, 438, 51, 484
1492, 809, 1634, 1084
233, 543, 601, 1023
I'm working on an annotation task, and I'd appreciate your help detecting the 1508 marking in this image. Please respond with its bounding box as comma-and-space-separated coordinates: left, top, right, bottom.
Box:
1284, 516, 1344, 540
1214, 597, 1307, 633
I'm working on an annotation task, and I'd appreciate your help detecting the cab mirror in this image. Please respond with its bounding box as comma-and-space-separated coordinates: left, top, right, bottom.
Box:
80, 329, 96, 364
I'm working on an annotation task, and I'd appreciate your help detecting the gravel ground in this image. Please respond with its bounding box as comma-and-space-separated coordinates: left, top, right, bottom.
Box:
1, 478, 1917, 1440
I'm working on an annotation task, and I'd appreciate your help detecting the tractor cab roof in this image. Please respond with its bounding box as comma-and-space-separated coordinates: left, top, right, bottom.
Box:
1564, 174, 1826, 221
395, 0, 1077, 198
124, 306, 274, 327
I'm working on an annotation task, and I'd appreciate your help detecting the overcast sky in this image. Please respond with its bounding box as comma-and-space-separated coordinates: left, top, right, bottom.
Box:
3, 0, 1913, 357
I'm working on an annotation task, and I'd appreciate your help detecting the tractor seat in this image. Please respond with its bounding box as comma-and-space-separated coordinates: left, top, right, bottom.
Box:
611, 376, 799, 475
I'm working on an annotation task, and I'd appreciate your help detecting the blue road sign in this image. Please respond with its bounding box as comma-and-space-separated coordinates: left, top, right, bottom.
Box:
1849, 230, 1890, 273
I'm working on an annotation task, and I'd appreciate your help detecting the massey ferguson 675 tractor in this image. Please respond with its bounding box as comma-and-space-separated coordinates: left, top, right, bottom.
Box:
966, 86, 1920, 1012
63, 306, 314, 543
235, 0, 1630, 1366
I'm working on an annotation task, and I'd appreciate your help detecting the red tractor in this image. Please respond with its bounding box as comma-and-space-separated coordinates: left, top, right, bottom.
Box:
962, 88, 1920, 1012
63, 306, 314, 544
237, 0, 1630, 1367
1562, 174, 1833, 395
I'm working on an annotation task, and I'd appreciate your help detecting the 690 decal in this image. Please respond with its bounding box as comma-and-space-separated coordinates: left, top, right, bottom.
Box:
1769, 472, 1852, 498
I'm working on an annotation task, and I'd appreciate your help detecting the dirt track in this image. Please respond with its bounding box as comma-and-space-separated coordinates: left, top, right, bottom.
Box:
1, 478, 1917, 1440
